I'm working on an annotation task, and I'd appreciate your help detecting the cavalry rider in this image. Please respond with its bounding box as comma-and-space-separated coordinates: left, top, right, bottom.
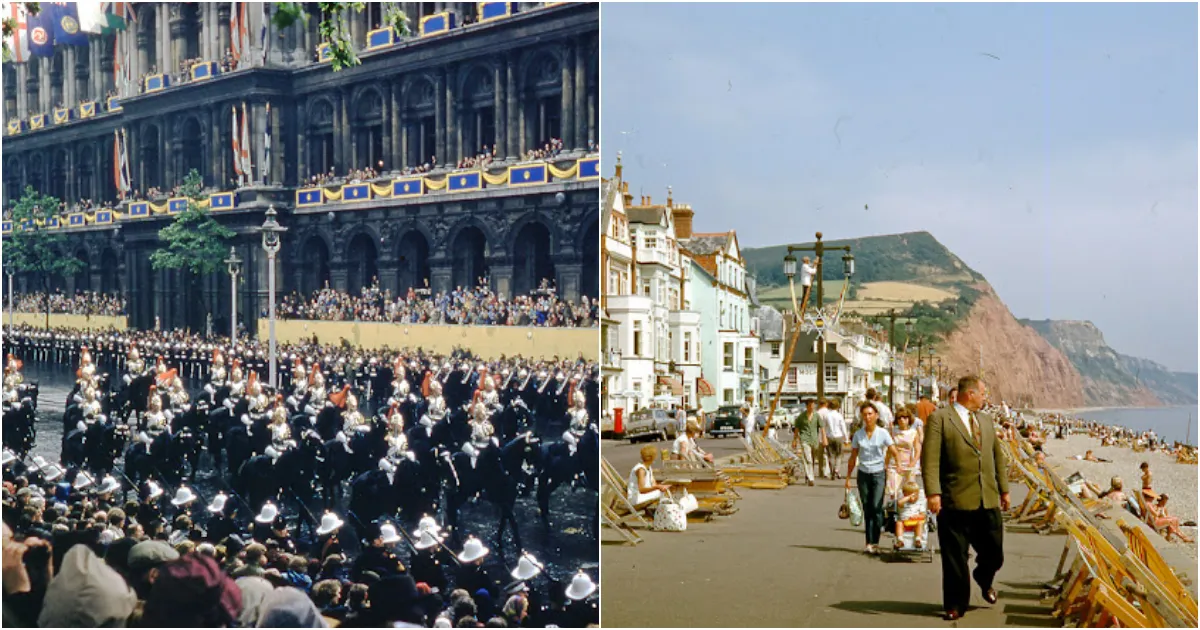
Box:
205, 348, 227, 396
463, 407, 497, 468
228, 359, 247, 398
123, 344, 146, 386
563, 388, 590, 456
422, 372, 448, 427
138, 385, 169, 453
389, 358, 415, 406
286, 358, 308, 410
76, 346, 97, 390
74, 385, 107, 433
168, 374, 189, 409
241, 372, 270, 430
3, 355, 23, 407
304, 364, 328, 416
264, 397, 296, 460
379, 403, 414, 478
473, 367, 502, 416
342, 390, 369, 435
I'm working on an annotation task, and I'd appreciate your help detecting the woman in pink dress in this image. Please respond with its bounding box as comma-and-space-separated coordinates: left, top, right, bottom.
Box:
888, 409, 921, 495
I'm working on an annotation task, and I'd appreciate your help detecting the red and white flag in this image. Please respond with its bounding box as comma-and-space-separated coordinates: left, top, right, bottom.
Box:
240, 102, 253, 182
232, 105, 244, 186
4, 2, 29, 63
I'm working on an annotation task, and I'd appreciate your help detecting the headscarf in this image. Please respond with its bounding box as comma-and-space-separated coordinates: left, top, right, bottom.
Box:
142, 553, 243, 628
236, 576, 276, 627
38, 544, 138, 627
257, 586, 330, 628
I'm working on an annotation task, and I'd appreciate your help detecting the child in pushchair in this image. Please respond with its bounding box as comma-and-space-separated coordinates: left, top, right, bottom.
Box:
892, 479, 928, 550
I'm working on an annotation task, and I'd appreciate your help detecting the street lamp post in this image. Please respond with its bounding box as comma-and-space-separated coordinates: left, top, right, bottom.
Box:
772, 232, 854, 427
887, 309, 897, 409
259, 206, 286, 389
6, 269, 14, 329
225, 247, 243, 344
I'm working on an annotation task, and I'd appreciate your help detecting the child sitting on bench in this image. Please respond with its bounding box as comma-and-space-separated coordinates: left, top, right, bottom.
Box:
894, 479, 927, 550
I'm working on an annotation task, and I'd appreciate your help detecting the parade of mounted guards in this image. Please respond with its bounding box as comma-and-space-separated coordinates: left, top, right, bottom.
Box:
1, 2, 600, 627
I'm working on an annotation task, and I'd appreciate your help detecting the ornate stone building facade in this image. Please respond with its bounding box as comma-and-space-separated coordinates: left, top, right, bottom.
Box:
2, 2, 599, 335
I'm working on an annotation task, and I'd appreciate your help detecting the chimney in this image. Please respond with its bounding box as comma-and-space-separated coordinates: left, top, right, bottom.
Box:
672, 202, 694, 240
615, 151, 623, 179
622, 182, 632, 208
666, 186, 673, 208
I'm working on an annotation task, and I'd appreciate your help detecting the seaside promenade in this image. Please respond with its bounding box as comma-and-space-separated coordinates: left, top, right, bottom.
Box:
601, 435, 1196, 628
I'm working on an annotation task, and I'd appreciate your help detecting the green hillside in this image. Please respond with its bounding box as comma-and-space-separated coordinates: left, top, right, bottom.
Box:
743, 231, 985, 289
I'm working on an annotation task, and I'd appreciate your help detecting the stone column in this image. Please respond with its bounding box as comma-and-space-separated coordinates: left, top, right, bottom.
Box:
331, 261, 349, 293
16, 64, 28, 118
575, 39, 587, 148
209, 107, 221, 185
587, 40, 596, 147
63, 48, 75, 105
429, 259, 452, 294
170, 5, 187, 75
390, 83, 401, 171
445, 68, 459, 164
556, 260, 582, 302
434, 71, 446, 165
137, 27, 151, 82
99, 36, 114, 96
75, 48, 90, 103
380, 90, 392, 171
505, 55, 518, 159
270, 101, 283, 185
559, 44, 574, 150
295, 101, 307, 182
163, 121, 176, 186
490, 260, 513, 299
217, 4, 231, 62
336, 90, 348, 168
493, 62, 505, 157
250, 100, 267, 184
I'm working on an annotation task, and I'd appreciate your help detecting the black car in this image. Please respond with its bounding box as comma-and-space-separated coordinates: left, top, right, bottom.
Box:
708, 405, 746, 438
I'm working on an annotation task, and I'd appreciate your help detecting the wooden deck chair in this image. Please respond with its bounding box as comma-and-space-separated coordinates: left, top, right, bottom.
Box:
1119, 519, 1198, 622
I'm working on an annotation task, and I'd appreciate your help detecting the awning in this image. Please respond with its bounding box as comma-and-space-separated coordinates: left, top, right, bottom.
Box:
657, 375, 683, 396
697, 377, 715, 397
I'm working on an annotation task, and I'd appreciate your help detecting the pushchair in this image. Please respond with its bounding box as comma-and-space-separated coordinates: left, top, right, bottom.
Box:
882, 470, 936, 563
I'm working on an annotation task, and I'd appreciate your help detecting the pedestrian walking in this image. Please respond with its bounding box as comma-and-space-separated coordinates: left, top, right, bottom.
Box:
922, 375, 1010, 621
844, 402, 900, 555
792, 397, 820, 486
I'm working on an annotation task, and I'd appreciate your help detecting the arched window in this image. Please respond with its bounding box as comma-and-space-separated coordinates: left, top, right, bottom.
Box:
180, 117, 204, 180
512, 222, 555, 295
524, 53, 562, 151
451, 227, 487, 290
404, 80, 436, 168
307, 100, 335, 177
462, 67, 496, 158
346, 233, 379, 295
395, 230, 431, 295
300, 236, 331, 294
353, 91, 384, 170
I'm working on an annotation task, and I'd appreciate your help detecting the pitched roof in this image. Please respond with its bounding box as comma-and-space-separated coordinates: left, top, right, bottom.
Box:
755, 305, 784, 340
682, 232, 729, 256
787, 330, 851, 364
626, 206, 667, 226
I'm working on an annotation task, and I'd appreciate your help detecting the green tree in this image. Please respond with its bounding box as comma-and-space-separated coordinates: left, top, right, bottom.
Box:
4, 186, 86, 328
4, 3, 408, 70
150, 170, 236, 328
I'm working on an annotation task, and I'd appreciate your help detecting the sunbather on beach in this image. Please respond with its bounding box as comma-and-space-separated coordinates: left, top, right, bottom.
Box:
1145, 494, 1194, 543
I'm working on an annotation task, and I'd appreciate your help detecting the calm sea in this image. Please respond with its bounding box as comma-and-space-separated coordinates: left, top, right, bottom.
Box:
1076, 406, 1199, 446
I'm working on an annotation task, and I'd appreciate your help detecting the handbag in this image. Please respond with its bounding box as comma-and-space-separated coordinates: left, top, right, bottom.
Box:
845, 489, 863, 527
678, 490, 699, 515
653, 491, 687, 532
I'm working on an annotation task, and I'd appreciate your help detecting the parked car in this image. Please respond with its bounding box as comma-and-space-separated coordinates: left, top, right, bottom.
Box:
709, 405, 746, 438
624, 408, 679, 443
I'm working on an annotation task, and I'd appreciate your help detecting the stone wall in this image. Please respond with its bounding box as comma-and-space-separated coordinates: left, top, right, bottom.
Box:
7, 312, 128, 330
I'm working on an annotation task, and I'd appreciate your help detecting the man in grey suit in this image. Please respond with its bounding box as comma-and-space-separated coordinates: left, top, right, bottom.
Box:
921, 375, 1010, 621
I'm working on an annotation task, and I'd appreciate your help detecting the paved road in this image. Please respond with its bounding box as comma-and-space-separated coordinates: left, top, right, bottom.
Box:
601, 438, 1063, 628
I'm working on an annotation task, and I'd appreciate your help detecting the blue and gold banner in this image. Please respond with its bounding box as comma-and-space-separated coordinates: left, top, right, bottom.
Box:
509, 164, 547, 187
94, 210, 113, 225
129, 202, 150, 218
30, 114, 46, 130
393, 178, 424, 197
168, 198, 188, 214
1, 221, 10, 235
53, 107, 73, 124
78, 101, 96, 118
144, 74, 168, 92
44, 217, 60, 229
68, 213, 85, 227
342, 184, 370, 202
479, 2, 514, 22
578, 156, 600, 180
7, 120, 23, 135
107, 96, 122, 112
317, 42, 332, 63
420, 11, 456, 36
209, 192, 235, 210
296, 188, 323, 207
20, 219, 33, 231
366, 27, 394, 51
448, 171, 482, 192
191, 61, 217, 81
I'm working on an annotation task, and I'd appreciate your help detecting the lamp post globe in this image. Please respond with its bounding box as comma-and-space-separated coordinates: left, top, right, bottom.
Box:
783, 253, 797, 279
224, 246, 243, 344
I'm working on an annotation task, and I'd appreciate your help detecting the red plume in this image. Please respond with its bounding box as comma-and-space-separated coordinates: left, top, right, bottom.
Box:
421, 371, 432, 398
329, 384, 350, 409
248, 371, 258, 388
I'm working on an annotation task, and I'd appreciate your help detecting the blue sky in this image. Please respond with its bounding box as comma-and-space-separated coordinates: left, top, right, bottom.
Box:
602, 2, 1198, 373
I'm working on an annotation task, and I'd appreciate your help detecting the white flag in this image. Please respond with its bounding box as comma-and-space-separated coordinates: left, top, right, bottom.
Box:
77, 0, 106, 34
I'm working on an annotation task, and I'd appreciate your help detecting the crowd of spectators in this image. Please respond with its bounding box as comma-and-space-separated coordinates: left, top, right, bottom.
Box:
8, 291, 127, 317
457, 146, 498, 170
521, 139, 564, 163
278, 280, 597, 327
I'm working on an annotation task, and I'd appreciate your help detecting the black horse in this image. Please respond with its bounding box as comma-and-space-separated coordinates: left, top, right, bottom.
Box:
3, 400, 37, 457
237, 431, 323, 512
535, 427, 599, 532
441, 433, 541, 555
119, 374, 156, 426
